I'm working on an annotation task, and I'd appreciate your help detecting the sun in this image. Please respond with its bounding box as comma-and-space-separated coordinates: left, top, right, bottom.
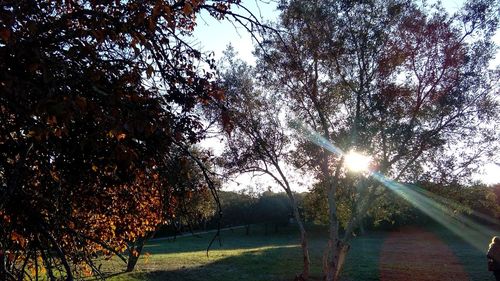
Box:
344, 150, 372, 173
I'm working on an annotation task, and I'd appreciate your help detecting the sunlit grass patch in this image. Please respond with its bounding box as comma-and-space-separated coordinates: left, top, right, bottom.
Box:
101, 223, 494, 281
105, 226, 306, 281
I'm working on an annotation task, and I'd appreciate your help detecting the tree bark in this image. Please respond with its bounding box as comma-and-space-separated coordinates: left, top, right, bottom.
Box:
297, 226, 311, 281
291, 196, 311, 281
324, 242, 350, 281
322, 161, 342, 281
126, 240, 144, 272
126, 233, 151, 272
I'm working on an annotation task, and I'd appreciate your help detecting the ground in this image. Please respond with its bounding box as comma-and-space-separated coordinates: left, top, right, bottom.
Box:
102, 223, 496, 281
379, 226, 469, 281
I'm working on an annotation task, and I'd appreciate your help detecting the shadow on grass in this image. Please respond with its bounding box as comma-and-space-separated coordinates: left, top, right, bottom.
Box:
143, 225, 305, 255
108, 244, 305, 281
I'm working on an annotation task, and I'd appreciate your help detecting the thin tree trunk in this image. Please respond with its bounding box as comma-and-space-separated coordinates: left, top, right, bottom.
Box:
323, 185, 374, 281
297, 225, 310, 281
322, 162, 343, 281
126, 231, 156, 272
126, 238, 145, 272
324, 242, 350, 281
40, 250, 56, 281
272, 165, 311, 280
289, 194, 310, 281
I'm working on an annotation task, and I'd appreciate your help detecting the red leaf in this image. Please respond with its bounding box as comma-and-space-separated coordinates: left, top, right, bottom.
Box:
0, 28, 11, 43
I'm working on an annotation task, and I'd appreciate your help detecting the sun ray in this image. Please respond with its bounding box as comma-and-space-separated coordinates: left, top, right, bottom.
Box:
293, 120, 499, 251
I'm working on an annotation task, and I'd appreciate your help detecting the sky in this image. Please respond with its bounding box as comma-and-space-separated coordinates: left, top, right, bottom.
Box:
193, 0, 500, 190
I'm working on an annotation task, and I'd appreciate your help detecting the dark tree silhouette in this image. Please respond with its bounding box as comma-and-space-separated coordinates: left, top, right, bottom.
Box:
0, 0, 266, 280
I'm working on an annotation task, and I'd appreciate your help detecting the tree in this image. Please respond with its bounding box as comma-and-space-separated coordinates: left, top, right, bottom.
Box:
255, 191, 293, 234
0, 0, 264, 280
212, 45, 312, 279
303, 181, 356, 229
257, 0, 499, 280
125, 146, 217, 272
219, 190, 258, 234
493, 183, 500, 210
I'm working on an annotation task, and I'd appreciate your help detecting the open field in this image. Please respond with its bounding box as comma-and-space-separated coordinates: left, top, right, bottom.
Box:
103, 224, 495, 281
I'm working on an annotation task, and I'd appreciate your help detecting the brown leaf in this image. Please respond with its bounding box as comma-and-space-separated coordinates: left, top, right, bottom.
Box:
0, 28, 11, 43
183, 3, 193, 16
116, 132, 126, 141
146, 65, 154, 78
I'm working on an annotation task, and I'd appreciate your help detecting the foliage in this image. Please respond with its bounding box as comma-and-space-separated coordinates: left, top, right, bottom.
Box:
255, 191, 292, 229
303, 181, 357, 229
126, 146, 218, 272
304, 181, 500, 229
492, 184, 500, 210
257, 0, 499, 279
0, 0, 257, 280
417, 182, 500, 220
213, 45, 313, 278
219, 190, 258, 228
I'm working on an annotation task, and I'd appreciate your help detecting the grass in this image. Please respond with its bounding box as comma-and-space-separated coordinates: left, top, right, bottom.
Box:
431, 224, 495, 281
105, 225, 308, 281
101, 223, 494, 281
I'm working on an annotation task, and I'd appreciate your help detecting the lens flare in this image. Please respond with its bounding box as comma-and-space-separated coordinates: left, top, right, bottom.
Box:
344, 151, 372, 172
292, 120, 498, 251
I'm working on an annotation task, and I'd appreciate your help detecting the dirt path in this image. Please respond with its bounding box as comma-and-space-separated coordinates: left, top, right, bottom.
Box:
380, 226, 469, 281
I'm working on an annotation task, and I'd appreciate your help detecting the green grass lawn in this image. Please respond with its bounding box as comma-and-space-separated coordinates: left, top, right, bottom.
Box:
101, 223, 494, 281
431, 224, 496, 281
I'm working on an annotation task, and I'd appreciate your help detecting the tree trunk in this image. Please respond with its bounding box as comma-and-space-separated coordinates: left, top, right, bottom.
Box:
261, 149, 311, 279
322, 168, 344, 281
284, 189, 310, 281
278, 184, 311, 281
126, 253, 140, 273
324, 242, 350, 281
126, 235, 149, 272
297, 227, 311, 281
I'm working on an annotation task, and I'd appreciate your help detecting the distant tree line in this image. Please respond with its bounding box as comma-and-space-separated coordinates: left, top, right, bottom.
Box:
161, 181, 500, 237
303, 181, 500, 231
157, 189, 307, 236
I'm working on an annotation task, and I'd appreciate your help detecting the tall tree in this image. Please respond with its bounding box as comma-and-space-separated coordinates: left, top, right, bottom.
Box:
257, 0, 499, 280
0, 0, 264, 280
213, 46, 312, 280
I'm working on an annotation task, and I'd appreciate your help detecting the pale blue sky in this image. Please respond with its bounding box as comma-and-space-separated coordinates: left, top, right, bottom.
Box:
192, 0, 279, 64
